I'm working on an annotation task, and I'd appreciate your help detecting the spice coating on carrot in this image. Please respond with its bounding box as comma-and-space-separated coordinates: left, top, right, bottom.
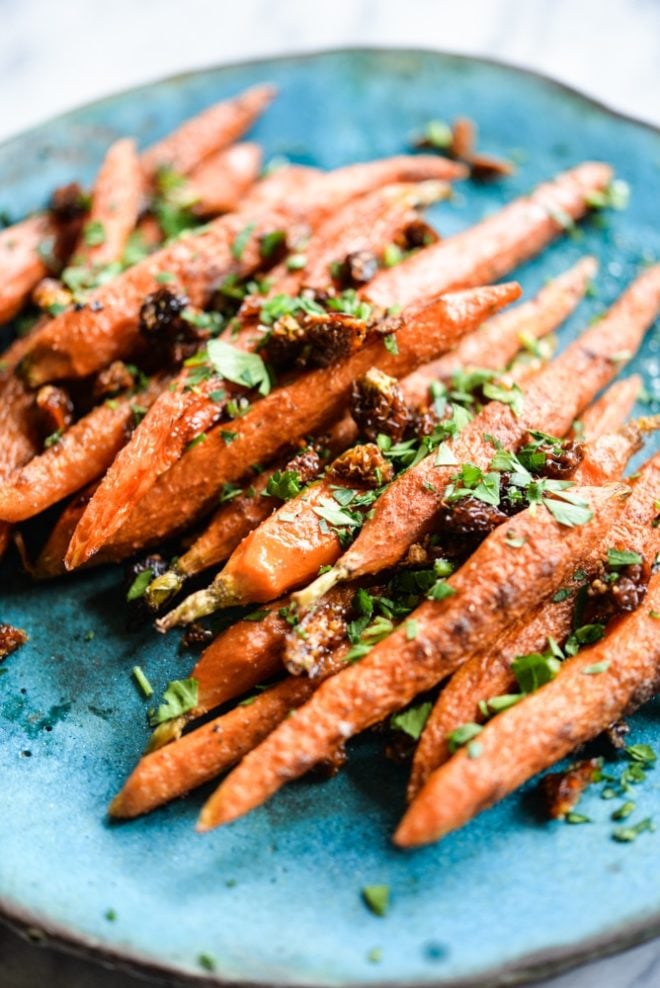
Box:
396, 569, 660, 847
364, 162, 612, 308
68, 282, 520, 567
195, 481, 629, 827
76, 139, 142, 268
190, 143, 263, 216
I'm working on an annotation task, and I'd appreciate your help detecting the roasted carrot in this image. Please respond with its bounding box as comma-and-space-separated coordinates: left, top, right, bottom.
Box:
75, 139, 142, 268
140, 84, 275, 181
363, 162, 611, 308
144, 417, 357, 609
0, 375, 165, 522
274, 180, 446, 295
578, 375, 642, 441
395, 566, 660, 847
77, 282, 520, 568
190, 143, 262, 216
237, 164, 322, 214
401, 256, 596, 395
68, 179, 445, 548
407, 426, 658, 798
0, 215, 53, 324
296, 265, 660, 608
111, 643, 350, 820
19, 208, 291, 386
27, 483, 99, 580
194, 478, 631, 828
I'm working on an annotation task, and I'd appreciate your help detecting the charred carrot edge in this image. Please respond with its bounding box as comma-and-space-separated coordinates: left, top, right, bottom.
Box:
395, 565, 660, 847
190, 143, 263, 216
578, 375, 642, 441
363, 162, 612, 308
191, 478, 631, 828
140, 84, 276, 180
68, 282, 521, 568
401, 256, 597, 396
75, 139, 142, 268
0, 376, 165, 523
295, 264, 660, 608
0, 215, 53, 325
407, 424, 657, 798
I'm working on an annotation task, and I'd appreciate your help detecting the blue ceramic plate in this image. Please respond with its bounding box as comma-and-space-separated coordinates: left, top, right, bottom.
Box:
1, 48, 660, 988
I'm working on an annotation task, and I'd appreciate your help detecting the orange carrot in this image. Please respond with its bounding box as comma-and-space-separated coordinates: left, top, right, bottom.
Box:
237, 164, 322, 214
401, 256, 596, 396
19, 208, 291, 386
0, 375, 165, 522
140, 84, 275, 180
28, 483, 99, 580
407, 426, 657, 798
296, 265, 660, 608
111, 644, 350, 820
75, 139, 142, 268
363, 162, 612, 307
190, 143, 262, 216
73, 283, 520, 568
195, 478, 631, 828
0, 215, 53, 324
578, 375, 642, 441
395, 567, 660, 847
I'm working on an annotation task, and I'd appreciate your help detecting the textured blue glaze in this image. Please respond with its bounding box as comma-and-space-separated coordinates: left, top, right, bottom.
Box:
0, 49, 659, 987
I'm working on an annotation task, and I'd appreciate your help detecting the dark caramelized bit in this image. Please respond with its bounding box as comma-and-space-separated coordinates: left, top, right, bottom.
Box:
264, 311, 368, 371
539, 757, 602, 819
602, 719, 630, 751
36, 385, 74, 436
181, 622, 213, 648
350, 367, 410, 443
284, 446, 323, 486
538, 438, 585, 479
93, 361, 138, 400
0, 623, 28, 660
284, 587, 355, 676
411, 405, 441, 439
312, 744, 347, 779
332, 250, 379, 289
403, 218, 438, 249
439, 496, 510, 536
611, 564, 648, 612
139, 288, 190, 340
32, 277, 72, 313
49, 182, 88, 223
328, 443, 393, 487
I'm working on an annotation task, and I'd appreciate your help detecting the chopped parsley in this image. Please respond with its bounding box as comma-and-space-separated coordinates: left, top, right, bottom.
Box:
148, 678, 198, 726
511, 650, 561, 692
390, 701, 432, 741
219, 482, 243, 504
231, 222, 256, 260
361, 885, 390, 917
132, 666, 154, 698
447, 722, 483, 754
207, 339, 272, 396
43, 428, 64, 449
383, 333, 399, 355
612, 817, 655, 843
83, 219, 106, 246
607, 548, 643, 568
582, 660, 610, 676
266, 470, 304, 501
126, 569, 153, 602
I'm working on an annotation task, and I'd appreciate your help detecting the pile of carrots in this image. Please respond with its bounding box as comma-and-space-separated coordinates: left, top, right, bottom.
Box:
1, 84, 659, 848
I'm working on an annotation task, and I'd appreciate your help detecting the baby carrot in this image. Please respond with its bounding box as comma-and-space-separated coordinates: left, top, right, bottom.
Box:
363, 162, 612, 308
189, 143, 263, 216
0, 215, 53, 324
396, 566, 660, 847
75, 139, 142, 268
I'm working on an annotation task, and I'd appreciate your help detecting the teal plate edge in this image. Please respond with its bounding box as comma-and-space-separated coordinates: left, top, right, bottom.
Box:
1, 47, 660, 988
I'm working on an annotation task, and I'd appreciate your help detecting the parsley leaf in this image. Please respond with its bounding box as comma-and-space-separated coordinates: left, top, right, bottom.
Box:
148, 678, 198, 726
207, 339, 271, 395
390, 701, 432, 741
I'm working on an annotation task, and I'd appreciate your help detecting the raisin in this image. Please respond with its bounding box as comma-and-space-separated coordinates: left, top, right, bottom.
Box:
351, 367, 410, 442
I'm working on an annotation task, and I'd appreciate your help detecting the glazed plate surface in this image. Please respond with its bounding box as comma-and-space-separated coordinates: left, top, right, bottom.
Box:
1, 48, 660, 987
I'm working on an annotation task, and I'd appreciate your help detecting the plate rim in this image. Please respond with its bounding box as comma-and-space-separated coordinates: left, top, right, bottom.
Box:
2, 43, 659, 988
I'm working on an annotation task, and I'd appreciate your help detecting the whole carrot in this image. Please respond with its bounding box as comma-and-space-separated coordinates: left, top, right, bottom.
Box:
295, 265, 660, 609
363, 162, 612, 307
72, 283, 520, 567
190, 143, 262, 216
396, 568, 660, 847
578, 375, 642, 441
407, 428, 658, 798
194, 479, 631, 828
140, 84, 276, 181
75, 139, 142, 269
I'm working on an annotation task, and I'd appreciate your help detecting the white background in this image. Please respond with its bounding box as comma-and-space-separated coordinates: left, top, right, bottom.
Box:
1, 1, 659, 985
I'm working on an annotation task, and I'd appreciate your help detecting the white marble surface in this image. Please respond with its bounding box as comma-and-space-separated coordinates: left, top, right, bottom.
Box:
1, 1, 659, 986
